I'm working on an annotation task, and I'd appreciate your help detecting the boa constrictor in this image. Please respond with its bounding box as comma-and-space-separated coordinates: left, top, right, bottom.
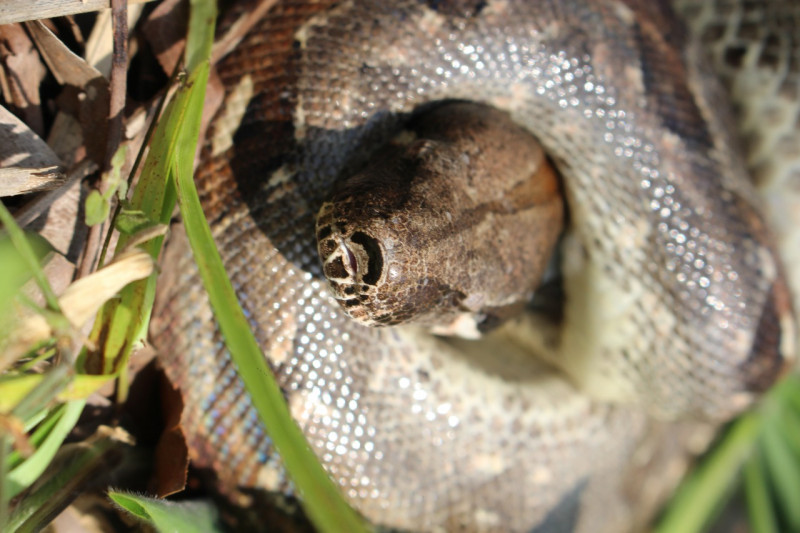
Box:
152, 0, 800, 531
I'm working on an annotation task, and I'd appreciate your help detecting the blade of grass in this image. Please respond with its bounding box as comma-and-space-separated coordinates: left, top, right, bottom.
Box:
0, 233, 52, 320
6, 428, 129, 533
0, 373, 113, 413
171, 1, 367, 529
0, 202, 59, 313
174, 143, 369, 533
0, 436, 10, 531
4, 406, 61, 471
745, 449, 778, 533
6, 400, 86, 499
655, 411, 760, 533
759, 420, 800, 529
8, 364, 71, 421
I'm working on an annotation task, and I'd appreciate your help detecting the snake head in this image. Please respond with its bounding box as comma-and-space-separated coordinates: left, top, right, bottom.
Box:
315, 102, 564, 332
316, 197, 454, 327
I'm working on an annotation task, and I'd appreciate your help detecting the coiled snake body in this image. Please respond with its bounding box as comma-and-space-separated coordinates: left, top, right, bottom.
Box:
152, 1, 800, 531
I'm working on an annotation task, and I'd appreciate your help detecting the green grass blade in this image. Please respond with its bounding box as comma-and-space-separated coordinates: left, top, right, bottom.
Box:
6, 400, 86, 499
759, 420, 800, 529
0, 202, 59, 313
90, 26, 200, 376
8, 364, 71, 421
0, 437, 11, 531
109, 492, 222, 533
174, 147, 370, 533
4, 406, 61, 471
170, 1, 368, 529
0, 233, 52, 320
87, 0, 215, 377
655, 412, 760, 533
6, 428, 128, 533
745, 449, 779, 533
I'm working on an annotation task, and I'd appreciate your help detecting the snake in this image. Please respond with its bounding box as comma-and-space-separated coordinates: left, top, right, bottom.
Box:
151, 0, 800, 531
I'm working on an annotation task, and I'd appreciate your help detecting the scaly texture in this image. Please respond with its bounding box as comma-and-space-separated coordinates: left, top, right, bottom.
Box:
151, 1, 799, 531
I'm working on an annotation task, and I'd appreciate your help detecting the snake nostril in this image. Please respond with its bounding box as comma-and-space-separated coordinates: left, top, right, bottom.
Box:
324, 256, 349, 280
318, 237, 337, 259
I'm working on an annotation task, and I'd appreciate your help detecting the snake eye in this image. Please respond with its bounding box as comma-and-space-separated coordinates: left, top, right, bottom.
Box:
350, 231, 384, 285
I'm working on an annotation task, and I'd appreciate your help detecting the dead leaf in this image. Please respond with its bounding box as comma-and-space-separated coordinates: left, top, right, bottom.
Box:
26, 20, 111, 166
0, 166, 65, 196
0, 0, 158, 26
0, 103, 65, 196
0, 104, 62, 169
142, 0, 188, 76
25, 20, 104, 88
59, 250, 153, 328
17, 159, 94, 259
153, 374, 189, 497
0, 24, 46, 136
1, 250, 154, 362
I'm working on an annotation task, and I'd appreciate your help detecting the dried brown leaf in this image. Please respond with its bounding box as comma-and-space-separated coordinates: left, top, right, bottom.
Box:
1, 250, 154, 361
0, 104, 61, 168
142, 0, 188, 76
0, 166, 65, 196
0, 104, 65, 196
25, 20, 104, 88
0, 23, 46, 135
26, 20, 111, 167
0, 0, 157, 26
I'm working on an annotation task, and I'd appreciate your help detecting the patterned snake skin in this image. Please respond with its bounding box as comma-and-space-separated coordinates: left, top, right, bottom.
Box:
151, 1, 800, 531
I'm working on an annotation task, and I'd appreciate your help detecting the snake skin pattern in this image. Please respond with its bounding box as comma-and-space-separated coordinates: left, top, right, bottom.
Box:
151, 1, 800, 531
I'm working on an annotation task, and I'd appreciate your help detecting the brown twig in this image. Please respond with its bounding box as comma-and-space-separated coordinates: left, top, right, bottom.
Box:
76, 0, 129, 280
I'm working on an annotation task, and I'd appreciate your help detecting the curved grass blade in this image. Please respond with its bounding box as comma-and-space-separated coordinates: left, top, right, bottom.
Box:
6, 428, 130, 533
170, 1, 368, 530
655, 412, 760, 533
759, 416, 800, 529
0, 202, 59, 313
5, 400, 86, 499
745, 448, 778, 533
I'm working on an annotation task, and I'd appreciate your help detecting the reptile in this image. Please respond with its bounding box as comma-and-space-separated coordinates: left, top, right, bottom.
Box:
151, 0, 800, 531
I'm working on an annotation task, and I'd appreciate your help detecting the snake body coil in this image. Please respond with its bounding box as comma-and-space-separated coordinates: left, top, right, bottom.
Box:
152, 1, 799, 531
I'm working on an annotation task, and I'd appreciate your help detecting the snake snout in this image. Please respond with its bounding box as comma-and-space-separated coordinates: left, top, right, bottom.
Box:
316, 208, 391, 324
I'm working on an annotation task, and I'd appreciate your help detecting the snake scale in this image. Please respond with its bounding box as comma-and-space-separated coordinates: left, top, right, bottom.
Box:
151, 0, 800, 531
